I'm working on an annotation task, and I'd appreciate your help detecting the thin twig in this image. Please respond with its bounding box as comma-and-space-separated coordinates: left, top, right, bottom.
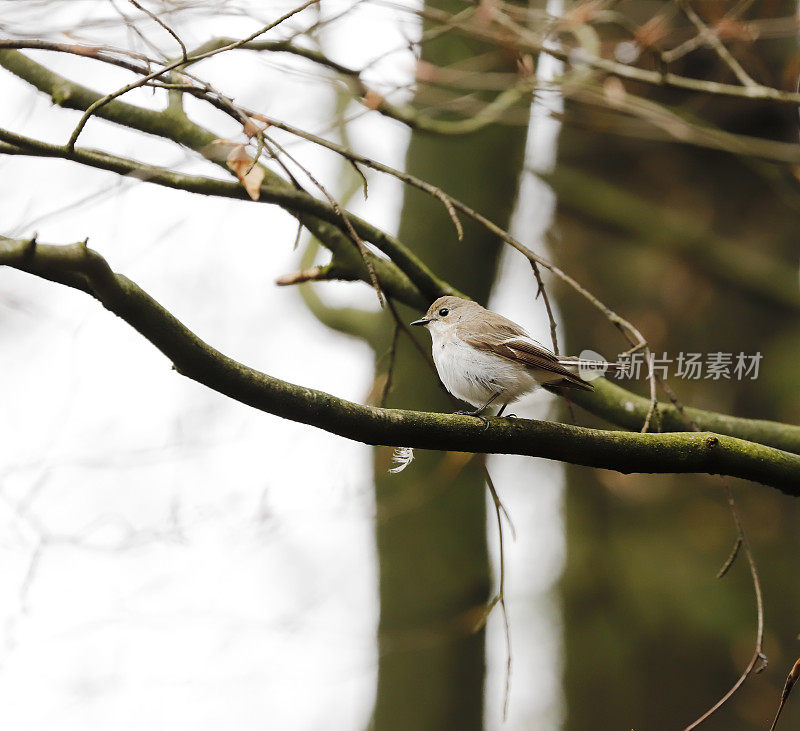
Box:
235, 109, 650, 355
379, 321, 400, 408
527, 258, 578, 422
384, 297, 438, 374
529, 260, 560, 355
260, 130, 385, 307
348, 158, 369, 200
662, 0, 757, 63
641, 351, 659, 433
769, 658, 800, 731
422, 4, 800, 106
66, 0, 320, 149
676, 407, 766, 729
682, 494, 766, 730
678, 0, 757, 88
716, 537, 742, 579
248, 112, 466, 241
128, 0, 187, 61
652, 368, 765, 729
171, 79, 384, 306
481, 456, 514, 721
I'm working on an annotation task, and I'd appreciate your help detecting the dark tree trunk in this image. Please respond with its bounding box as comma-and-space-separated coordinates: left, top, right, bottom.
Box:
371, 2, 531, 727
553, 2, 800, 729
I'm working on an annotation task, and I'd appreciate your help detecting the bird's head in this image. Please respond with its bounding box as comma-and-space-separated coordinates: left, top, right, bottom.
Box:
410, 296, 482, 336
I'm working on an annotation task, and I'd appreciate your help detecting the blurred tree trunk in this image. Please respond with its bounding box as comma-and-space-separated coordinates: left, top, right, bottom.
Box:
370, 2, 530, 728
553, 2, 800, 729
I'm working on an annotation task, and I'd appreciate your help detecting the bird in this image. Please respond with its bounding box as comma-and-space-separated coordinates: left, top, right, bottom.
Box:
411, 295, 612, 424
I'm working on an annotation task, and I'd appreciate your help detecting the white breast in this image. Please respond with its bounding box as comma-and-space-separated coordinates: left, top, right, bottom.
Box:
431, 335, 541, 409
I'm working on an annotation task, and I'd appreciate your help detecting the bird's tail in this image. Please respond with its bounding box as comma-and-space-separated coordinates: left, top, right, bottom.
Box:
555, 356, 626, 385
556, 358, 625, 370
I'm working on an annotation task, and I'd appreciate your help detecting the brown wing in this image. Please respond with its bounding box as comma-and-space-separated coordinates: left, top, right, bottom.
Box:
458, 319, 593, 392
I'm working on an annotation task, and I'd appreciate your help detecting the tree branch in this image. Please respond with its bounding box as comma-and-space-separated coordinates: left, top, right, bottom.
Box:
0, 49, 459, 305
3, 236, 800, 495
3, 49, 798, 460
3, 129, 798, 457
181, 37, 532, 135
0, 126, 445, 309
568, 378, 800, 456
445, 7, 800, 106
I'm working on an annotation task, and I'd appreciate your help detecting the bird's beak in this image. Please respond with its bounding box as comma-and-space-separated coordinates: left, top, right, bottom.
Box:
410, 317, 430, 327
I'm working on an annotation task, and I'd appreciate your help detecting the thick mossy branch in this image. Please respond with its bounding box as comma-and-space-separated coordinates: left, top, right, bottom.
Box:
570, 378, 800, 455
3, 50, 800, 460
3, 133, 799, 459
0, 127, 429, 307
3, 237, 800, 495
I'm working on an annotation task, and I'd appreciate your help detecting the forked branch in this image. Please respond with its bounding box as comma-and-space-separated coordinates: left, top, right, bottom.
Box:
2, 236, 800, 494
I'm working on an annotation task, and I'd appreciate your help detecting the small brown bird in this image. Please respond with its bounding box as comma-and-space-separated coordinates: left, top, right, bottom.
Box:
411, 296, 611, 422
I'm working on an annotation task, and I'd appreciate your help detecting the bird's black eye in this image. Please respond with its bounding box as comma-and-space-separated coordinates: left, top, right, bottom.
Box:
438, 307, 449, 317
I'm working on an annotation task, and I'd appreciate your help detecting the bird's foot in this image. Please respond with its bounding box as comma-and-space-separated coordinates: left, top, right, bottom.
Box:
454, 409, 490, 430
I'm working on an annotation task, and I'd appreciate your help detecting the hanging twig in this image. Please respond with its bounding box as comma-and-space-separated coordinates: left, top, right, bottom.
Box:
529, 259, 560, 355
641, 350, 660, 433
478, 457, 514, 721
127, 0, 187, 61
768, 658, 800, 731
379, 321, 401, 408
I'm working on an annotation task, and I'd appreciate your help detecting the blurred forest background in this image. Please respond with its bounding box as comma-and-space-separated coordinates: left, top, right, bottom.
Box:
2, 1, 800, 730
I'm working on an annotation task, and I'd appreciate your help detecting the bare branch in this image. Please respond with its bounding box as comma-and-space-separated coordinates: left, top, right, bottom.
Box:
65, 0, 320, 149
3, 45, 799, 463
677, 0, 757, 88
2, 237, 800, 494
127, 0, 187, 61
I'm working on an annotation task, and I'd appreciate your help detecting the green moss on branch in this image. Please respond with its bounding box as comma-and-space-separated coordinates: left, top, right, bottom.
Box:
569, 377, 800, 455
3, 237, 800, 495
0, 49, 456, 304
3, 50, 800, 459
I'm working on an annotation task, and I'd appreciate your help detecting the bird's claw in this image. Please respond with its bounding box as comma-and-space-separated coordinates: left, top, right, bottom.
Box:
454, 410, 490, 430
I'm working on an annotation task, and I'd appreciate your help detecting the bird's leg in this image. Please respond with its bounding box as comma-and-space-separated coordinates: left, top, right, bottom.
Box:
496, 403, 516, 419
454, 392, 500, 429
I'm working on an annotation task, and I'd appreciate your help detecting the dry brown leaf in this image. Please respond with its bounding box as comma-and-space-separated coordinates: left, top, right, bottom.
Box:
226, 144, 264, 201
362, 89, 384, 110
241, 166, 265, 201
715, 18, 759, 42
603, 76, 627, 107
243, 118, 267, 139
517, 54, 535, 77
635, 15, 670, 48
226, 144, 250, 170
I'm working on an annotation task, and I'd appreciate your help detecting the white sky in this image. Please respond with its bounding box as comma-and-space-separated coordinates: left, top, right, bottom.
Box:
0, 2, 566, 729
